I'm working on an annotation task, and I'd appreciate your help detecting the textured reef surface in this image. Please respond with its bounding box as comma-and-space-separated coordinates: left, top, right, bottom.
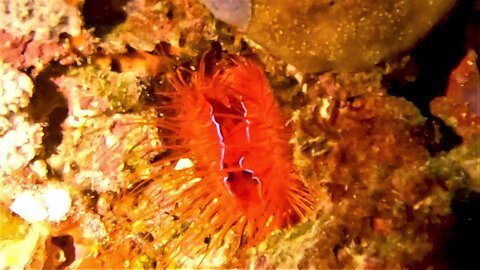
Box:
0, 0, 479, 269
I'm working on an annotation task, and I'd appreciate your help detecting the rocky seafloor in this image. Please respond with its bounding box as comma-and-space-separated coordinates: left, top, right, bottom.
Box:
0, 0, 479, 269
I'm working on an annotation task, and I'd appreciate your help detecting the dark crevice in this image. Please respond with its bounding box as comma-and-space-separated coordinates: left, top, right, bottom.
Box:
49, 235, 76, 269
384, 0, 476, 115
422, 116, 463, 155
82, 189, 100, 211
203, 41, 223, 75
383, 0, 476, 155
381, 3, 479, 267
46, 106, 68, 154
446, 190, 480, 270
29, 64, 68, 158
110, 57, 122, 72
82, 0, 128, 36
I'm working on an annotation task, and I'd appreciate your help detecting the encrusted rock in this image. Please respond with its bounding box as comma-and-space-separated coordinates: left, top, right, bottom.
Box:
0, 1, 86, 71
0, 0, 81, 41
0, 114, 44, 174
0, 61, 34, 117
50, 64, 159, 192
0, 62, 43, 174
430, 49, 480, 142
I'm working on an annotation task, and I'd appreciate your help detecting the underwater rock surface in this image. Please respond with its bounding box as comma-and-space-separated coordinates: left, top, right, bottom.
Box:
247, 0, 458, 72
0, 0, 479, 268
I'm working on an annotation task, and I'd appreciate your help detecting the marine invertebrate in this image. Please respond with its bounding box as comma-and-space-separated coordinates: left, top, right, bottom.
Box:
142, 56, 315, 265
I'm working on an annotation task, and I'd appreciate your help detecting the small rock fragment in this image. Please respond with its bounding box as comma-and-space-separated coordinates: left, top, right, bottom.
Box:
42, 187, 72, 222
9, 187, 72, 223
201, 0, 251, 31
9, 192, 49, 222
175, 158, 194, 170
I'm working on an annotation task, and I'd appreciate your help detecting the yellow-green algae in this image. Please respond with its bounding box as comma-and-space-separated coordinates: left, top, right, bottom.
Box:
0, 205, 49, 269
0, 204, 29, 242
448, 135, 480, 192
247, 0, 457, 72
67, 65, 147, 113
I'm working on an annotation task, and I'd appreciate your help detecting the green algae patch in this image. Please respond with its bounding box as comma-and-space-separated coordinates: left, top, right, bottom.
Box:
67, 65, 147, 113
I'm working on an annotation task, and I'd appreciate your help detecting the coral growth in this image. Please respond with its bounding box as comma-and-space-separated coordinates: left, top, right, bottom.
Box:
0, 114, 43, 174
0, 61, 34, 116
430, 48, 480, 192
0, 0, 478, 268
0, 62, 43, 175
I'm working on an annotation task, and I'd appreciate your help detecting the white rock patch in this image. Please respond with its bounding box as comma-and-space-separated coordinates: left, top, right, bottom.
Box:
9, 187, 72, 223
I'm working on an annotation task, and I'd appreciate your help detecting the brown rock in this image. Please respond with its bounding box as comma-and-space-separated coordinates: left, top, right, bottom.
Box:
247, 0, 457, 72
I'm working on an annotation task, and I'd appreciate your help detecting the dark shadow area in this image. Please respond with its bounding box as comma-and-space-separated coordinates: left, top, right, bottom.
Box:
422, 116, 463, 155
381, 2, 479, 268
29, 64, 68, 157
82, 0, 128, 35
446, 190, 480, 270
383, 0, 476, 116
382, 0, 477, 155
51, 235, 76, 269
82, 189, 100, 211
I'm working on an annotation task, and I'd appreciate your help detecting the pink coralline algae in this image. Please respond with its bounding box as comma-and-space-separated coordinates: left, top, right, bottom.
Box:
0, 30, 70, 70
0, 0, 86, 72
